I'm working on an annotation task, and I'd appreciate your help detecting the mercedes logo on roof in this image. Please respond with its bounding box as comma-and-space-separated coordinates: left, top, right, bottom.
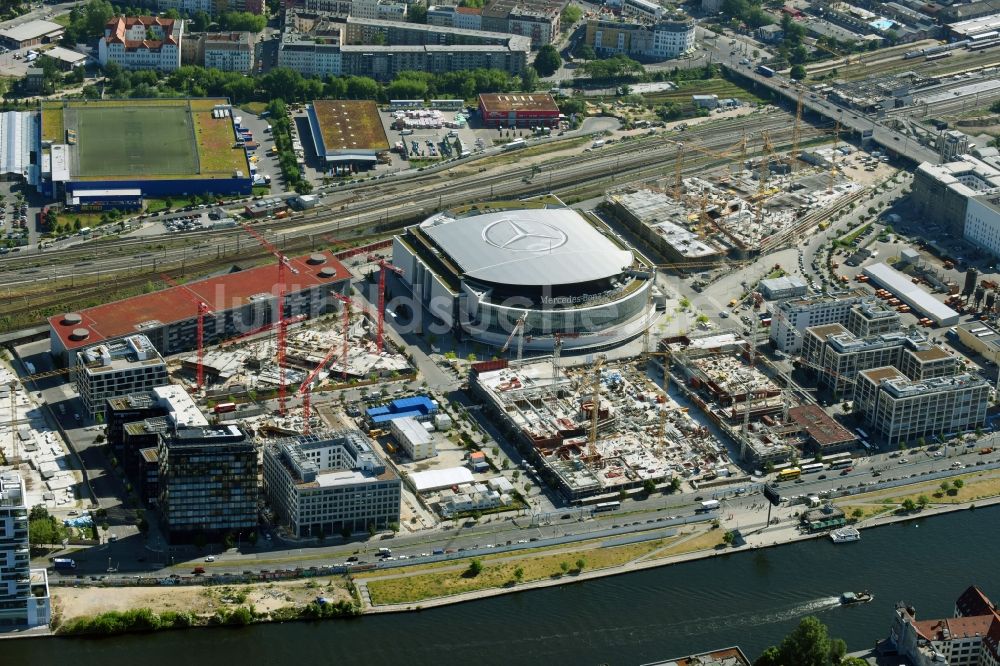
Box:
482, 218, 568, 253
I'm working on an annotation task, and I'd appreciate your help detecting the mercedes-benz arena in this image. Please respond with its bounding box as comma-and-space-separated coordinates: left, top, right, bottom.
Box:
391, 202, 657, 352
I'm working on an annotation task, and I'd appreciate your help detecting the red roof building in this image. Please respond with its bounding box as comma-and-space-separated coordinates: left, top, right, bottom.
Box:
890, 586, 1000, 665
49, 251, 350, 364
477, 93, 560, 129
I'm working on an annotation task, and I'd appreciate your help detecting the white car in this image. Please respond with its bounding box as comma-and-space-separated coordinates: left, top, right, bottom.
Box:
204, 556, 215, 562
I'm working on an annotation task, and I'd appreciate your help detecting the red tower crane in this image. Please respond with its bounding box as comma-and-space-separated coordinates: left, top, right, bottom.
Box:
367, 255, 403, 353
242, 225, 299, 414
160, 274, 214, 392
296, 295, 351, 434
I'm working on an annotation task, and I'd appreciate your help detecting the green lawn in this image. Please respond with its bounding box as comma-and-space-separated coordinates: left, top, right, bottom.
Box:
74, 105, 198, 177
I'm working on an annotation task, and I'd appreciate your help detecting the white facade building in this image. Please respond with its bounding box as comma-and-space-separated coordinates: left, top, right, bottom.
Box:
769, 293, 864, 353
622, 0, 665, 21
0, 471, 51, 628
278, 32, 343, 77
99, 16, 182, 72
203, 32, 255, 73
262, 431, 401, 538
964, 194, 1000, 258
74, 335, 168, 419
389, 416, 436, 460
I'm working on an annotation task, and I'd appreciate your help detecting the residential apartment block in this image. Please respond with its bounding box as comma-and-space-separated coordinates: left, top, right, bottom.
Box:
99, 16, 183, 72
0, 471, 50, 628
855, 367, 988, 446
263, 431, 401, 538
278, 11, 529, 80
74, 335, 168, 419
200, 32, 255, 73
585, 15, 696, 60
145, 0, 265, 15
159, 425, 258, 543
301, 0, 406, 20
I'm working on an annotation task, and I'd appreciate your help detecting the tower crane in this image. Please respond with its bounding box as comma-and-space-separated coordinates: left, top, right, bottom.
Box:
242, 225, 299, 415
368, 255, 404, 353
499, 311, 529, 364
588, 354, 607, 468
160, 273, 214, 392
296, 295, 351, 434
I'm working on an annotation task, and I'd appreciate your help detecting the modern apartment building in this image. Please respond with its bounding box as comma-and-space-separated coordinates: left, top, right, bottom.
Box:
801, 326, 954, 397
855, 367, 988, 445
847, 299, 902, 337
262, 431, 401, 538
158, 425, 258, 543
99, 16, 183, 72
427, 5, 483, 30
74, 335, 168, 419
0, 471, 50, 628
769, 292, 881, 353
202, 32, 255, 73
585, 15, 696, 60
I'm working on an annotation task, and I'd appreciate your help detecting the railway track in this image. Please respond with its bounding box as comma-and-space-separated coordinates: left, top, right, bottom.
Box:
0, 114, 830, 329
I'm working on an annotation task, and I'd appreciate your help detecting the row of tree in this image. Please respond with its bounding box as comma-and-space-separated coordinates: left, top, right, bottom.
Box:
89, 63, 529, 105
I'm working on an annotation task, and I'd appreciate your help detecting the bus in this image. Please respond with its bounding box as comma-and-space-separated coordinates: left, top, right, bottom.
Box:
52, 558, 76, 571
830, 459, 853, 469
593, 501, 621, 512
777, 467, 801, 481
800, 463, 825, 474
821, 452, 852, 466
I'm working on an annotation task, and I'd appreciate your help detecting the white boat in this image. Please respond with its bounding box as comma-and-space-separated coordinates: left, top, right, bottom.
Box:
830, 526, 861, 543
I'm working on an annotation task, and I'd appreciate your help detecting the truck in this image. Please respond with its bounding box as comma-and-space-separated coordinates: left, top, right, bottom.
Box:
244, 141, 260, 151
52, 558, 76, 571
214, 402, 237, 414
504, 138, 526, 151
698, 499, 720, 512
377, 547, 392, 556
756, 65, 776, 77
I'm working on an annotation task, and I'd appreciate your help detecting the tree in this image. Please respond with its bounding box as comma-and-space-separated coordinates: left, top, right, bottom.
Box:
753, 616, 845, 666
790, 64, 807, 81
642, 479, 657, 495
408, 2, 428, 23
900, 498, 916, 512
559, 561, 569, 574
668, 477, 682, 494
513, 566, 524, 583
577, 44, 596, 61
851, 508, 864, 520
940, 480, 951, 493
520, 66, 539, 93
575, 558, 586, 572
466, 559, 483, 576
917, 495, 929, 510
953, 479, 965, 490
534, 45, 562, 78
722, 529, 736, 546
561, 3, 582, 25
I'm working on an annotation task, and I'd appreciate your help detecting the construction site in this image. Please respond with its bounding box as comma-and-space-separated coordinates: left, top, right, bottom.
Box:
600, 125, 865, 262
0, 366, 82, 512
471, 357, 731, 502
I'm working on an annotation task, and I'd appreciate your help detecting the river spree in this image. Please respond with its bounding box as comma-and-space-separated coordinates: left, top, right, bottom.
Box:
4, 505, 998, 666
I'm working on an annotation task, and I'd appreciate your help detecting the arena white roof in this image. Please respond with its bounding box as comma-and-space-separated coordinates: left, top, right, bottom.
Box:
420, 208, 634, 287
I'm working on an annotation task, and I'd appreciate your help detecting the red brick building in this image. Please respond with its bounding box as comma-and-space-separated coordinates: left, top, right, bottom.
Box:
478, 93, 560, 129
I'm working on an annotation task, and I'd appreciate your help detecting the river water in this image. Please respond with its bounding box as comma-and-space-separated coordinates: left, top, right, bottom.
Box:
4, 505, 997, 666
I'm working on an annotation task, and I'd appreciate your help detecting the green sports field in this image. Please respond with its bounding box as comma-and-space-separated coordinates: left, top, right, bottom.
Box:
71, 104, 200, 178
